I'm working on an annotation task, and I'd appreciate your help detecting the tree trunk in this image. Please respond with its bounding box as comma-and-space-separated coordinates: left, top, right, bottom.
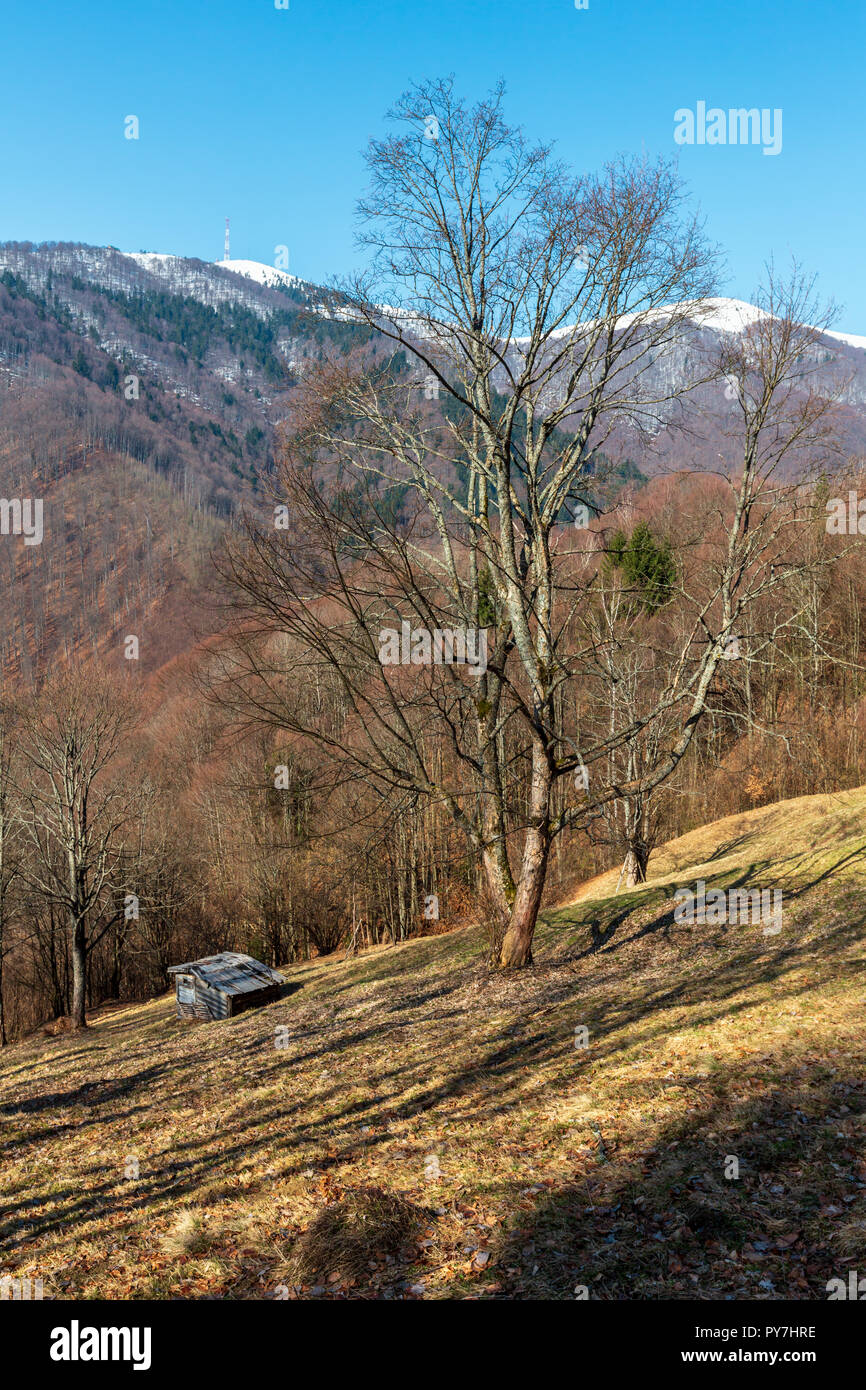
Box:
498, 826, 550, 966
497, 744, 552, 968
70, 918, 87, 1029
481, 844, 512, 936
110, 921, 122, 999
624, 842, 650, 887
48, 907, 66, 1018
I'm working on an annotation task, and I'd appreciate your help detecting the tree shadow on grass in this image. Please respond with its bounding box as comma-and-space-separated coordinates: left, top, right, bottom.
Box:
543, 851, 866, 963
474, 1057, 865, 1301
2, 897, 863, 1298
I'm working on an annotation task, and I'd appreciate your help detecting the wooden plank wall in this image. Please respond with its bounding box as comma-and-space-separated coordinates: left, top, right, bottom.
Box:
174, 980, 281, 1020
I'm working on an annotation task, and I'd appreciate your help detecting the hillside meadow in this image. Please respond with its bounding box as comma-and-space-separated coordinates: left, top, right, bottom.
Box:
1, 787, 864, 1300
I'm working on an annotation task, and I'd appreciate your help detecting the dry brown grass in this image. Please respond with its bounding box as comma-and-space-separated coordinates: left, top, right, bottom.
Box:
1, 786, 865, 1300
288, 1185, 429, 1287
160, 1210, 209, 1258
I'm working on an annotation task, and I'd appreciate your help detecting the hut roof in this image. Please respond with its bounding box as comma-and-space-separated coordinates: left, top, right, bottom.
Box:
167, 952, 285, 995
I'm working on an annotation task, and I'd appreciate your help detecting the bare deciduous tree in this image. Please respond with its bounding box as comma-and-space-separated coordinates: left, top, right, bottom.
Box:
19, 671, 138, 1029
213, 82, 842, 969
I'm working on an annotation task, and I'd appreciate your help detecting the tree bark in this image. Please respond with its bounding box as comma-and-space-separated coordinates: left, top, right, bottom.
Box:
0, 942, 6, 1047
624, 842, 650, 887
497, 744, 552, 968
70, 917, 87, 1029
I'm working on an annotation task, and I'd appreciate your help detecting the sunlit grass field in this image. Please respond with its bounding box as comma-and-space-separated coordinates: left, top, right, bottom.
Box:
2, 788, 865, 1299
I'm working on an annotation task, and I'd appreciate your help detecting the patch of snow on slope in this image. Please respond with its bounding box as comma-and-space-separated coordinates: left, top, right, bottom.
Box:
123, 252, 183, 272
512, 297, 866, 350
683, 297, 768, 333
823, 329, 866, 351
216, 259, 301, 290
511, 297, 767, 347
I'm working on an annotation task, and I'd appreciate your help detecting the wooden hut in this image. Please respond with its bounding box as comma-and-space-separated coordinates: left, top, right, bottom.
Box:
167, 952, 285, 1021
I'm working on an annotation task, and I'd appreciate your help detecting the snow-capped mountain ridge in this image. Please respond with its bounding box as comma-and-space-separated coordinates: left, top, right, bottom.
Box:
2, 242, 862, 348
513, 296, 864, 352
124, 253, 304, 293
2, 242, 864, 427
123, 254, 863, 351
1, 239, 865, 550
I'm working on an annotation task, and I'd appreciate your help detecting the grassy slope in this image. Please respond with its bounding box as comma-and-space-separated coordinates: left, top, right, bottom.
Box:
2, 787, 865, 1301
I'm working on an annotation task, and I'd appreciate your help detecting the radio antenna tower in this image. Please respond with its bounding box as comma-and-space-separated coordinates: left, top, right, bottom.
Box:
224, 217, 230, 261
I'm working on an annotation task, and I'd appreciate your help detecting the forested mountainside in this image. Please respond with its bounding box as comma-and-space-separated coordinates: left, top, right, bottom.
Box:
1, 240, 865, 684
0, 243, 378, 676
0, 241, 376, 512
0, 242, 646, 677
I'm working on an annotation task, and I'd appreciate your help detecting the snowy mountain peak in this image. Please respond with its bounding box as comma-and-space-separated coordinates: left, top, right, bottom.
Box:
688, 296, 866, 351
683, 297, 766, 333
512, 295, 863, 352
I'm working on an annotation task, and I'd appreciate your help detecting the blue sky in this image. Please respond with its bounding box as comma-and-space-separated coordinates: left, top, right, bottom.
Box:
4, 0, 863, 327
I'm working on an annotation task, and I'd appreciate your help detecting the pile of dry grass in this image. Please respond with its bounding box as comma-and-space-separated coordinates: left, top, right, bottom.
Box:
160, 1210, 210, 1257
289, 1186, 428, 1285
